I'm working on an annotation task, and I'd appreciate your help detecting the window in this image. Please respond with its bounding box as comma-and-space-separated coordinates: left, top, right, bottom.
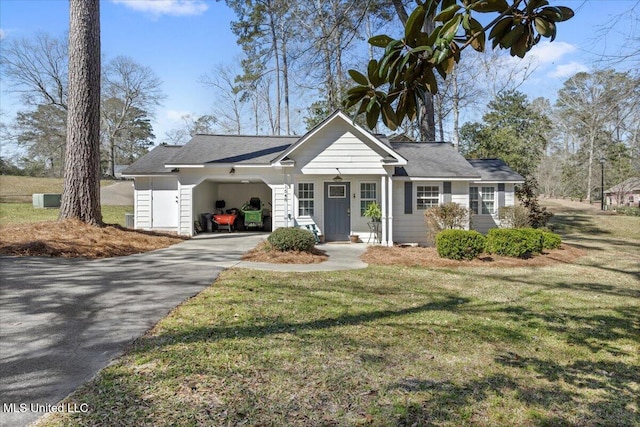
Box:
360, 182, 377, 216
328, 184, 346, 198
469, 186, 495, 214
481, 187, 495, 214
298, 183, 314, 216
417, 185, 439, 210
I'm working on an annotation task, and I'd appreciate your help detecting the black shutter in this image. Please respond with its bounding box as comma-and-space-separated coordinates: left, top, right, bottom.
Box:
404, 182, 412, 214
443, 181, 452, 203
498, 183, 505, 208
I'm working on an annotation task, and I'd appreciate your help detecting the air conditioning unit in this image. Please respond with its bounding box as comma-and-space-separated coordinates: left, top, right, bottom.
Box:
32, 193, 62, 209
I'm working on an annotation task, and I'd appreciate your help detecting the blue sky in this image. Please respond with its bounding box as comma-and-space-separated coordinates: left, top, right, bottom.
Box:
1, 0, 638, 143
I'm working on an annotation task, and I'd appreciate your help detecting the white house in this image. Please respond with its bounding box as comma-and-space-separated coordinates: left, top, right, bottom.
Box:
123, 111, 524, 246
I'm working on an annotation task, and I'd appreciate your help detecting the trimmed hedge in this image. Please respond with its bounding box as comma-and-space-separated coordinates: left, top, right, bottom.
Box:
541, 230, 562, 249
485, 228, 543, 258
267, 227, 316, 252
436, 229, 486, 260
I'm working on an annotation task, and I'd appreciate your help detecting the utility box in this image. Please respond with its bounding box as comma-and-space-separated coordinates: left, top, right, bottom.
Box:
125, 213, 134, 228
32, 193, 62, 209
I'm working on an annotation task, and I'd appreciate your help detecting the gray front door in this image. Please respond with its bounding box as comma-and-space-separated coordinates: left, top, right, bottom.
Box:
324, 182, 350, 241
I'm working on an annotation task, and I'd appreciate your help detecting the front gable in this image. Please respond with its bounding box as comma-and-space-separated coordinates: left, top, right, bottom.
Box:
274, 111, 405, 175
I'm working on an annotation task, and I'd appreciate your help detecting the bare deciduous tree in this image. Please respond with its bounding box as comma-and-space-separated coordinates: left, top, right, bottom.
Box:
0, 33, 68, 109
201, 63, 245, 134
101, 56, 164, 177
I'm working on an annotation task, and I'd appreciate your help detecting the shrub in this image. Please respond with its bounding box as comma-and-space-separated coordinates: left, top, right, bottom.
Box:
540, 230, 562, 249
436, 229, 486, 260
515, 178, 553, 228
425, 202, 470, 244
485, 228, 543, 258
498, 205, 531, 228
616, 206, 640, 216
267, 227, 316, 252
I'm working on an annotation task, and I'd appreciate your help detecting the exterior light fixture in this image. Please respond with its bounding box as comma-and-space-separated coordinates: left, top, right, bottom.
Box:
333, 168, 343, 182
229, 167, 235, 175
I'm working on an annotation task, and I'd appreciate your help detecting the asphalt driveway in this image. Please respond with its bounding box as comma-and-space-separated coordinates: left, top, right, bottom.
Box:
0, 233, 265, 427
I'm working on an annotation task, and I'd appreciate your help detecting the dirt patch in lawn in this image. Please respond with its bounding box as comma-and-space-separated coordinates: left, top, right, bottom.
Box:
362, 244, 586, 268
242, 240, 328, 264
0, 219, 187, 259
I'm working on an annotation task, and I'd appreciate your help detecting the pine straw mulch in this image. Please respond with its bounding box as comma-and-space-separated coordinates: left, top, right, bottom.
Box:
362, 244, 586, 268
241, 240, 328, 264
0, 219, 187, 259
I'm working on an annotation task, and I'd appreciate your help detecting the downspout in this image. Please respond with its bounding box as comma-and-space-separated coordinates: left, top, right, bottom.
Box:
381, 175, 387, 246
387, 175, 394, 246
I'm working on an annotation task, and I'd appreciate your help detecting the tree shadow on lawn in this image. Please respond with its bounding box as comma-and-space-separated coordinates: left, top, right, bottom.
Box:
496, 305, 639, 356
136, 295, 470, 347
470, 265, 640, 298
550, 213, 610, 236
385, 354, 638, 426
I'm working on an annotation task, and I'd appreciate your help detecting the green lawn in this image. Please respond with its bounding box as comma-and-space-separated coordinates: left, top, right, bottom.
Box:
0, 175, 131, 226
0, 204, 133, 226
0, 175, 116, 203
36, 206, 640, 426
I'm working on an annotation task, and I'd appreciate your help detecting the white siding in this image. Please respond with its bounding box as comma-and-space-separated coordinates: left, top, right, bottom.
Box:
392, 180, 430, 246
505, 183, 515, 206
452, 181, 469, 206
290, 119, 389, 175
468, 182, 517, 234
143, 177, 179, 231
193, 180, 218, 218
301, 131, 387, 174
134, 177, 151, 229
271, 184, 287, 229
178, 184, 192, 235
392, 180, 473, 246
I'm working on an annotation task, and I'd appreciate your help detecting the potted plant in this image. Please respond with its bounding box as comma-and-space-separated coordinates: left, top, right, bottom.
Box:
349, 234, 360, 243
363, 201, 382, 222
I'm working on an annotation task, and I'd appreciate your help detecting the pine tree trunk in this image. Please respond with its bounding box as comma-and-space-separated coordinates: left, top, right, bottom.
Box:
282, 35, 290, 135
420, 14, 436, 141
267, 2, 281, 135
59, 0, 102, 225
452, 67, 460, 151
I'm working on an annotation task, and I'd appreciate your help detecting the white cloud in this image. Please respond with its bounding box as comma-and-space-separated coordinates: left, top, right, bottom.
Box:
528, 41, 576, 65
111, 0, 208, 17
548, 61, 590, 79
0, 29, 6, 40
165, 109, 193, 121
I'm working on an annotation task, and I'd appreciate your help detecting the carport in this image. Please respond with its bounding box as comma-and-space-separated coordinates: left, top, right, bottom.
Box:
191, 176, 273, 233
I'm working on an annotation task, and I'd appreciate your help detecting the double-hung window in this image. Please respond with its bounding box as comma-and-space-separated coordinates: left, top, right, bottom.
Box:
360, 182, 377, 216
298, 183, 314, 216
416, 185, 439, 210
469, 186, 495, 214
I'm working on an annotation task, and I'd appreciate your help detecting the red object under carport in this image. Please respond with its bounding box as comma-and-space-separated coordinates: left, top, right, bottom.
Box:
212, 213, 237, 232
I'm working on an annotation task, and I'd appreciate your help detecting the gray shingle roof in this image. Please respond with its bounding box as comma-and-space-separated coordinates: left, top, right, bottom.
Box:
604, 177, 640, 194
391, 143, 481, 178
166, 134, 299, 165
466, 159, 525, 182
122, 145, 182, 175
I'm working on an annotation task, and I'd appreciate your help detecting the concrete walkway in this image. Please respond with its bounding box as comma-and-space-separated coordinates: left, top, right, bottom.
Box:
192, 232, 369, 272
0, 233, 368, 427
